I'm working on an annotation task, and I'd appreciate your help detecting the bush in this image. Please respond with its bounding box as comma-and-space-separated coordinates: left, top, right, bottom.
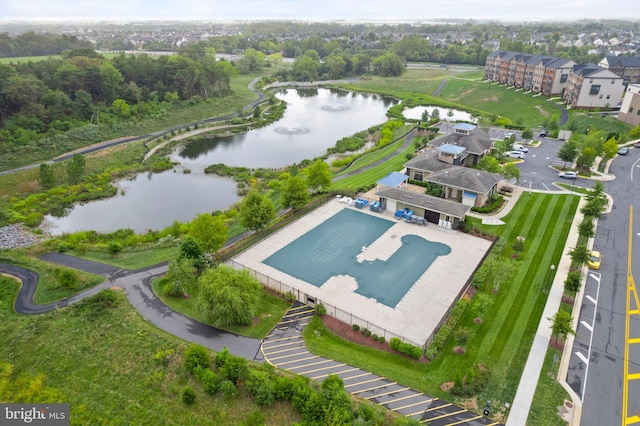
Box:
55, 268, 78, 289
564, 271, 582, 293
200, 368, 220, 395
243, 410, 265, 426
371, 334, 378, 341
389, 337, 422, 359
219, 355, 249, 384
315, 304, 327, 316
184, 344, 210, 374
220, 380, 236, 398
107, 241, 122, 256
56, 242, 70, 253
450, 364, 491, 397
352, 324, 360, 331
471, 195, 504, 214
85, 289, 119, 309
182, 387, 196, 405
377, 336, 385, 344
455, 328, 471, 346
361, 328, 371, 337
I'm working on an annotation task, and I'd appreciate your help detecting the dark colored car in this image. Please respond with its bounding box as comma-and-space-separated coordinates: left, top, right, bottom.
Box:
539, 129, 548, 138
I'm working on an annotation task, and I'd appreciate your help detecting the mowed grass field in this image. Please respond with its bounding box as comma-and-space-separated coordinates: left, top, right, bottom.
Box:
0, 280, 302, 425
304, 192, 579, 418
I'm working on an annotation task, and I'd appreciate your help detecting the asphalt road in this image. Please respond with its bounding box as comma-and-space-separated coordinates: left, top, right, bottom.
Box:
567, 148, 640, 425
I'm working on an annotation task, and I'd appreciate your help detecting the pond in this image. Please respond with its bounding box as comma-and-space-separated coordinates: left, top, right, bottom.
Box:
41, 171, 239, 235
40, 88, 396, 235
173, 88, 396, 168
403, 105, 476, 123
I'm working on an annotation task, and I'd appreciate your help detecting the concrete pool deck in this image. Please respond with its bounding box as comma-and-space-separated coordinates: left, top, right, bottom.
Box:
231, 199, 493, 346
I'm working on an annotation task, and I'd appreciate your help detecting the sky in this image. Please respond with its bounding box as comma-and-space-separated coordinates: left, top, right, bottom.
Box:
1, 0, 637, 22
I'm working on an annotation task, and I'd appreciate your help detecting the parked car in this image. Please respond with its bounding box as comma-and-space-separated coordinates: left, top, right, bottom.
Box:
618, 146, 630, 155
505, 131, 515, 139
505, 151, 525, 159
587, 251, 601, 270
539, 129, 548, 138
558, 171, 577, 179
634, 141, 640, 148
513, 144, 528, 153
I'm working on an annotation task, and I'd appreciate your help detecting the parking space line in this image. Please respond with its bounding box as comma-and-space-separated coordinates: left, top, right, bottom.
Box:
309, 367, 360, 380
630, 337, 640, 344
422, 408, 466, 423
276, 355, 321, 366
581, 320, 593, 332
362, 386, 410, 399
262, 340, 304, 350
446, 415, 483, 425
266, 350, 311, 361
352, 382, 398, 395
421, 402, 451, 413
262, 335, 302, 344
344, 377, 386, 389
295, 362, 346, 375
340, 372, 372, 381
389, 398, 432, 412
287, 359, 334, 371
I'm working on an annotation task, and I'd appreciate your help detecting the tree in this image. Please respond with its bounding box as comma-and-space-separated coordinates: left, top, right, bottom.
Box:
239, 189, 275, 231
99, 61, 123, 103
585, 181, 607, 207
476, 156, 501, 173
65, 154, 86, 184
603, 137, 619, 159
38, 163, 56, 189
521, 128, 533, 142
557, 140, 578, 168
189, 213, 227, 253
281, 175, 310, 210
502, 163, 521, 183
576, 147, 597, 170
549, 309, 574, 344
578, 218, 596, 239
197, 266, 261, 327
305, 160, 332, 192
569, 244, 590, 267
162, 257, 197, 297
371, 52, 405, 77
564, 271, 582, 294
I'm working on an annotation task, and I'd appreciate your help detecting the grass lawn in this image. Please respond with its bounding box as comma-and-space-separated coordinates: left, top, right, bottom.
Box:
346, 69, 449, 97
435, 78, 560, 128
302, 192, 579, 420
0, 278, 302, 425
151, 278, 291, 339
565, 110, 631, 135
527, 347, 570, 426
71, 246, 179, 270
0, 250, 103, 304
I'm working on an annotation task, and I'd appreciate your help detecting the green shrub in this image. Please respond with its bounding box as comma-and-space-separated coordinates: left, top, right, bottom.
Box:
455, 328, 471, 346
389, 337, 422, 359
378, 336, 385, 344
200, 368, 220, 395
85, 289, 119, 309
182, 387, 196, 405
564, 271, 582, 293
56, 242, 70, 253
219, 355, 249, 384
220, 380, 236, 398
184, 344, 210, 374
450, 364, 491, 397
55, 268, 78, 289
352, 324, 360, 331
471, 195, 504, 214
371, 334, 378, 341
243, 410, 265, 426
315, 304, 327, 316
215, 346, 230, 368
107, 241, 122, 256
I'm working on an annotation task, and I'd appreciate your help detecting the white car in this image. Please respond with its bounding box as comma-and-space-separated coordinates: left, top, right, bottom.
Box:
558, 171, 577, 179
505, 131, 515, 139
505, 151, 525, 159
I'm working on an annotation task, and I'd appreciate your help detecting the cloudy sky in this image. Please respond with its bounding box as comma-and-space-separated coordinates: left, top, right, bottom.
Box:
1, 0, 635, 21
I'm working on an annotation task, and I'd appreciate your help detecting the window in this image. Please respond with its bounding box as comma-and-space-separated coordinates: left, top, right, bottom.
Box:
590, 85, 601, 95
637, 110, 640, 116
560, 74, 568, 83
606, 94, 611, 99
611, 79, 615, 84
590, 79, 594, 83
630, 107, 634, 113
413, 171, 423, 181
599, 94, 603, 99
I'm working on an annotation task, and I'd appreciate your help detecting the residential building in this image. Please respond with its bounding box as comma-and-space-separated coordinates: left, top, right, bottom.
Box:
484, 50, 575, 96
562, 63, 625, 109
598, 55, 640, 85
618, 84, 640, 127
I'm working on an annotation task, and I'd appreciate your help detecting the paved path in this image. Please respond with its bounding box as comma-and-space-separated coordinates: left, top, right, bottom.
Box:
0, 258, 262, 361
262, 303, 502, 425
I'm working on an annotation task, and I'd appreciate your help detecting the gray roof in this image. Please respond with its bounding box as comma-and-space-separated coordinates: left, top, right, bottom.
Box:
376, 187, 471, 218
604, 55, 640, 67
438, 144, 467, 155
403, 148, 453, 173
424, 167, 502, 194
428, 127, 493, 155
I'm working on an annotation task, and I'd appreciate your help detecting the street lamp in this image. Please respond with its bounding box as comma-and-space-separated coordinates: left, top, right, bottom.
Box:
544, 264, 556, 294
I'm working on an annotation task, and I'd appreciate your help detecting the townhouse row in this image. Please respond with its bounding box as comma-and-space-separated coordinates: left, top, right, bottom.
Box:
484, 50, 625, 110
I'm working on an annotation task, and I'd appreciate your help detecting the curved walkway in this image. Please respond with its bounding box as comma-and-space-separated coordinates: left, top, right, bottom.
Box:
0, 255, 262, 361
